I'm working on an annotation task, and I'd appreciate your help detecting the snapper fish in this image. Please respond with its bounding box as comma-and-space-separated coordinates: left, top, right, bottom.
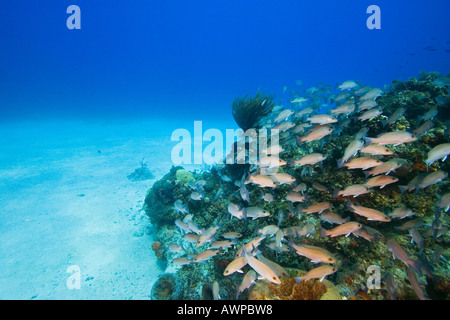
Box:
245, 207, 270, 219
320, 210, 350, 225
418, 107, 438, 122
172, 257, 192, 266
383, 107, 406, 126
228, 203, 246, 220
222, 231, 243, 239
389, 207, 416, 219
359, 88, 383, 101
343, 157, 383, 170
306, 114, 338, 125
297, 125, 334, 143
365, 131, 417, 146
338, 139, 364, 167
425, 143, 450, 167
285, 191, 308, 203
338, 80, 358, 90
271, 172, 296, 185
436, 192, 450, 212
386, 239, 422, 275
358, 99, 378, 111
360, 143, 393, 156
347, 201, 391, 222
294, 265, 337, 283
174, 199, 189, 214
246, 174, 276, 188
242, 247, 281, 284
320, 221, 363, 238
289, 241, 337, 264
331, 103, 355, 115
192, 249, 220, 263
416, 170, 447, 190
364, 175, 399, 189
274, 109, 294, 123
236, 270, 257, 299
358, 108, 383, 121
295, 107, 314, 118
364, 159, 403, 177
333, 184, 370, 198
291, 153, 327, 167
223, 256, 247, 276
273, 121, 295, 132
413, 120, 434, 134
302, 202, 332, 214
282, 223, 315, 237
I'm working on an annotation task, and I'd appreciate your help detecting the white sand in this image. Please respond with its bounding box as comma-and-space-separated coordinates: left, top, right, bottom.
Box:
0, 117, 236, 299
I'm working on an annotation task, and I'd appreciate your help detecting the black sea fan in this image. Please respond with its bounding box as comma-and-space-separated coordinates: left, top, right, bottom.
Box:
232, 90, 275, 131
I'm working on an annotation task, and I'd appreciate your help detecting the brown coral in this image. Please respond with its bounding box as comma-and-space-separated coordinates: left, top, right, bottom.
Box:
248, 268, 341, 300
152, 241, 164, 260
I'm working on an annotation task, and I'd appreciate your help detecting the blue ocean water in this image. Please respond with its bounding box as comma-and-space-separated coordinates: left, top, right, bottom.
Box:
0, 1, 449, 301
1, 1, 449, 121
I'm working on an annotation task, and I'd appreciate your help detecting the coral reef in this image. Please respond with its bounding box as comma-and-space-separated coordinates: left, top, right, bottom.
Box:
145, 72, 449, 300
127, 158, 154, 182
151, 273, 183, 300
248, 268, 341, 300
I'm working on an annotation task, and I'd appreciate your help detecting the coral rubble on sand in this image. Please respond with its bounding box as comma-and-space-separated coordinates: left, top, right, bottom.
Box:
146, 72, 450, 300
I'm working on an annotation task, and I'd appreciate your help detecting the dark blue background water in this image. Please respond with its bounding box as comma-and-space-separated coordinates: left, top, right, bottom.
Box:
1, 0, 449, 121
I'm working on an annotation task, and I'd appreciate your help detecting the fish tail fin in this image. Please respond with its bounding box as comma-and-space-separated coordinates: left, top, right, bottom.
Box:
363, 171, 371, 179
332, 188, 339, 199
304, 193, 310, 203
364, 137, 373, 145
410, 259, 423, 277
320, 227, 328, 237
337, 159, 344, 169
293, 277, 302, 284
346, 199, 352, 208
398, 185, 407, 194
235, 285, 240, 300
381, 120, 387, 127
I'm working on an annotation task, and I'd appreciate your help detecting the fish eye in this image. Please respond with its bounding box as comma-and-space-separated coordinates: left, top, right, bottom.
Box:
328, 258, 333, 262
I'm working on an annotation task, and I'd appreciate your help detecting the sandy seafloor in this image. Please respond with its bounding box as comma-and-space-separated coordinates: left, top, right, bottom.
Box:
0, 117, 236, 299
